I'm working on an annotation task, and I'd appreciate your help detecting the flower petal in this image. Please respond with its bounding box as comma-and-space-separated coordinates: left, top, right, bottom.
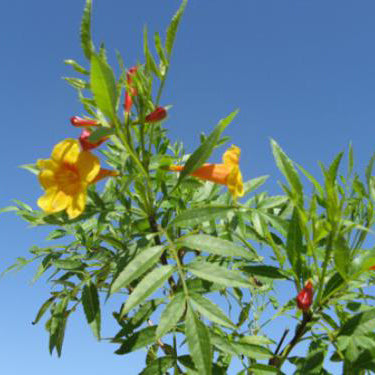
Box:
76, 151, 100, 183
66, 191, 86, 219
222, 145, 241, 167
52, 139, 80, 164
37, 158, 58, 171
227, 166, 244, 199
38, 169, 57, 190
191, 164, 229, 185
37, 188, 70, 214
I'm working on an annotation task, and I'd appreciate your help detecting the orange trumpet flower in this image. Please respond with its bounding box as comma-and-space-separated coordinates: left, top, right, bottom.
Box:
169, 145, 244, 199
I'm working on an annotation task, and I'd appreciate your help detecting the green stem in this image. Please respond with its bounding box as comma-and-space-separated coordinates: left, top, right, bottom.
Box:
160, 226, 189, 298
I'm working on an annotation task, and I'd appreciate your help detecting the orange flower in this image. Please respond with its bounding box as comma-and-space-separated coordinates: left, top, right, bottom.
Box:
169, 145, 244, 199
37, 139, 118, 219
296, 280, 313, 311
370, 265, 375, 270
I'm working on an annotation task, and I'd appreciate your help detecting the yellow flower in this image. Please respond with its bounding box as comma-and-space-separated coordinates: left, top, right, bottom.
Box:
37, 139, 118, 219
169, 145, 244, 199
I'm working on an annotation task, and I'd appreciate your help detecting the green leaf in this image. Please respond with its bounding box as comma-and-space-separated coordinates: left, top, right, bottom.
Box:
247, 364, 282, 374
115, 326, 157, 355
243, 175, 269, 194
322, 272, 344, 300
64, 59, 89, 75
339, 308, 375, 337
0, 205, 18, 214
241, 265, 288, 279
271, 139, 303, 202
176, 234, 254, 260
120, 265, 175, 316
88, 126, 115, 142
187, 260, 250, 288
351, 248, 375, 276
48, 298, 68, 357
140, 356, 175, 375
185, 305, 212, 375
90, 53, 117, 122
297, 164, 324, 198
165, 0, 187, 57
156, 293, 186, 339
177, 110, 238, 186
190, 293, 236, 329
32, 297, 55, 325
348, 142, 354, 177
82, 282, 101, 340
19, 163, 39, 175
333, 235, 350, 279
110, 245, 164, 294
285, 208, 302, 279
365, 152, 375, 186
231, 341, 273, 360
53, 259, 82, 270
80, 0, 94, 60
171, 206, 235, 227
143, 26, 161, 79
154, 32, 168, 69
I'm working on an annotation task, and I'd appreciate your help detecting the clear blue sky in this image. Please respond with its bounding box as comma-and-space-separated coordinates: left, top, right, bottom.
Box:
1, 0, 375, 374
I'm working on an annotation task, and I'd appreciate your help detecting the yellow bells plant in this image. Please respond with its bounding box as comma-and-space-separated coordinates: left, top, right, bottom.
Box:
169, 145, 244, 199
37, 138, 118, 219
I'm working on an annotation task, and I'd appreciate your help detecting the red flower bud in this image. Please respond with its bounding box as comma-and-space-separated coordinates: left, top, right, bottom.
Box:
296, 280, 313, 312
79, 129, 108, 151
145, 107, 167, 123
70, 116, 99, 127
124, 66, 138, 113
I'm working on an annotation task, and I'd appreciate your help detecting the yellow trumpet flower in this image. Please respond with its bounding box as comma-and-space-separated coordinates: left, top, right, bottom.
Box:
37, 139, 118, 219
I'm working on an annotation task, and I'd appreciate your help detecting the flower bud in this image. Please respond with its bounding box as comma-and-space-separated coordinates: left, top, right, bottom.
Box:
79, 129, 107, 151
296, 280, 313, 312
70, 116, 98, 127
124, 66, 138, 113
145, 107, 167, 123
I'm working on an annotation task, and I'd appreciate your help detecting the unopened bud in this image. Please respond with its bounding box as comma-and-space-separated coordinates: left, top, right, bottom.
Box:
296, 280, 313, 312
145, 107, 167, 123
79, 129, 107, 151
71, 116, 98, 127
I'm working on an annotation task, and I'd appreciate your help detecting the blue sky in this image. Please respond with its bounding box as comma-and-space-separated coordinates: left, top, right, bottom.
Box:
1, 0, 375, 373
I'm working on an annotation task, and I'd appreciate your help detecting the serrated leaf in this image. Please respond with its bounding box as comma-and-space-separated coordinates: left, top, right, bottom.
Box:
176, 234, 254, 260
187, 260, 250, 288
247, 363, 282, 374
185, 305, 212, 375
80, 0, 94, 60
165, 0, 187, 57
286, 208, 302, 279
32, 297, 55, 325
190, 293, 236, 329
241, 265, 288, 279
333, 235, 350, 279
110, 245, 164, 294
140, 356, 175, 375
115, 326, 157, 355
143, 26, 161, 79
120, 265, 175, 317
64, 59, 89, 75
271, 139, 303, 202
243, 175, 269, 194
154, 32, 168, 69
156, 293, 186, 339
90, 53, 117, 122
171, 206, 235, 227
339, 308, 375, 337
53, 259, 82, 270
177, 110, 238, 186
82, 282, 101, 340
